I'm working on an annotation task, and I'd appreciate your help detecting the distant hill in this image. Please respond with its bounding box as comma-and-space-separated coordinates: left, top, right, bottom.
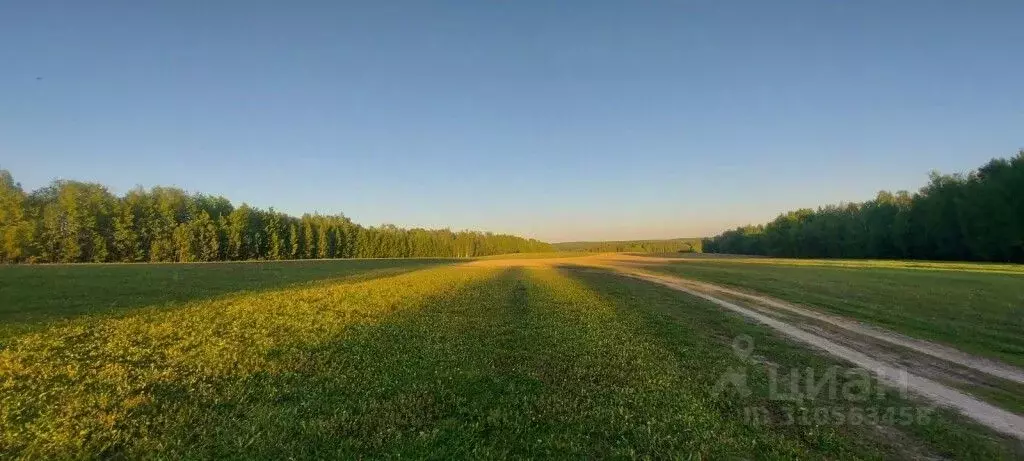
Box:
553, 238, 702, 254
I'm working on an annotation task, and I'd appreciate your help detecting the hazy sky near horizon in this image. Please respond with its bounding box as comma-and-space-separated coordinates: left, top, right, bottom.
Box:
2, 1, 1022, 242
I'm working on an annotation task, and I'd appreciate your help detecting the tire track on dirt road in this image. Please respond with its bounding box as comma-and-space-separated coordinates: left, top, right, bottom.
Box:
601, 262, 1024, 441
608, 257, 1024, 386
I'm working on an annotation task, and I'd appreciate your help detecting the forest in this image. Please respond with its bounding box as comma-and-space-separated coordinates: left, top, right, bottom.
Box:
704, 151, 1024, 262
554, 238, 702, 253
0, 171, 552, 263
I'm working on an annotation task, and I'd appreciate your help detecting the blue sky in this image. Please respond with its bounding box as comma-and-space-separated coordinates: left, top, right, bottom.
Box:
2, 1, 1022, 242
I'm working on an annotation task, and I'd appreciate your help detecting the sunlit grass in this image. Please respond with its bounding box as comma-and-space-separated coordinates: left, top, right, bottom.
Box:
1, 265, 495, 457
1, 262, 1017, 458
0, 258, 451, 340
474, 251, 589, 260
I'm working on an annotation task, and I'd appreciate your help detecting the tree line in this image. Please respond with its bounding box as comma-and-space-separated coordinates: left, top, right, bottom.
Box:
554, 238, 702, 253
704, 151, 1024, 262
0, 171, 552, 263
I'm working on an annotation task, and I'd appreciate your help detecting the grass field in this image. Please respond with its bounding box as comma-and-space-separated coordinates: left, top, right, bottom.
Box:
647, 253, 1024, 274
474, 251, 589, 260
0, 259, 452, 341
1, 259, 1019, 458
643, 257, 1024, 367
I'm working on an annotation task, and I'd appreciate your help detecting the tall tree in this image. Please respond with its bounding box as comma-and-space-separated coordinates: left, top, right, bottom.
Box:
287, 222, 300, 259
301, 217, 316, 259
0, 170, 34, 262
265, 209, 284, 260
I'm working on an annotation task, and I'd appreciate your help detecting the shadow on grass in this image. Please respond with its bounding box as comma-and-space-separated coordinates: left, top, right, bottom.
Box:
0, 258, 456, 340
9, 264, 1019, 459
553, 264, 1024, 461
70, 267, 535, 459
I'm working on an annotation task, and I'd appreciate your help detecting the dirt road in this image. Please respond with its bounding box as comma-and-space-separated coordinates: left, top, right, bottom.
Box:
466, 254, 1024, 440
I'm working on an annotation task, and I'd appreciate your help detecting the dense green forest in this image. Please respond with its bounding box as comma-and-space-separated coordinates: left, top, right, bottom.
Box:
704, 151, 1024, 262
554, 238, 702, 253
0, 171, 552, 263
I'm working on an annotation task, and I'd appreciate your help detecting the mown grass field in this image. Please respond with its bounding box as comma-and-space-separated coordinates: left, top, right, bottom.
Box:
474, 251, 589, 260
1, 259, 1020, 458
647, 253, 1024, 274
643, 256, 1024, 367
0, 259, 452, 341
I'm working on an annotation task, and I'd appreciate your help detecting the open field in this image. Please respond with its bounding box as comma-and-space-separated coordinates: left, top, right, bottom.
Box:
0, 259, 452, 341
6, 3, 1023, 459
643, 254, 1024, 275
474, 251, 589, 260
633, 256, 1024, 367
3, 258, 1021, 458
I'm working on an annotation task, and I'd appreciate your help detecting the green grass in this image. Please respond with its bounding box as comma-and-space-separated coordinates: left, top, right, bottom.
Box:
644, 253, 1024, 274
1, 260, 1018, 458
474, 251, 589, 260
645, 259, 1024, 367
0, 259, 451, 340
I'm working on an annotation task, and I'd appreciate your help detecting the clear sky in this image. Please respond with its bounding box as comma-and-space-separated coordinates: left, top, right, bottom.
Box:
2, 1, 1022, 242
